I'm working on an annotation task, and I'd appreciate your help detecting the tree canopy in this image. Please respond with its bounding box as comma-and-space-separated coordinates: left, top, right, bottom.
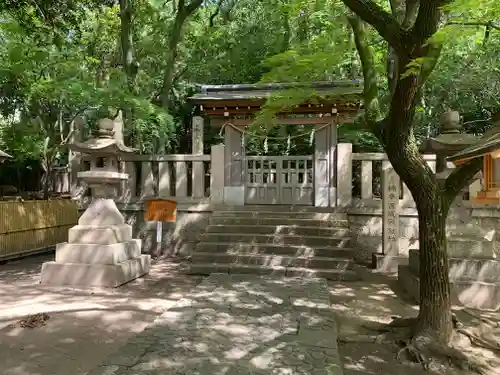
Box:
1, 0, 500, 370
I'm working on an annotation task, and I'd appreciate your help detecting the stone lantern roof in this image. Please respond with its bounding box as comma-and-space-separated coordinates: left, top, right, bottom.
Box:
420, 110, 478, 154
0, 149, 12, 162
447, 114, 500, 162
67, 118, 137, 156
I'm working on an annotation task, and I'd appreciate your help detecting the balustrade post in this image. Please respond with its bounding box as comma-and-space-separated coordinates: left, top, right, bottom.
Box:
360, 160, 373, 199
336, 143, 353, 207
192, 116, 205, 198
140, 161, 155, 198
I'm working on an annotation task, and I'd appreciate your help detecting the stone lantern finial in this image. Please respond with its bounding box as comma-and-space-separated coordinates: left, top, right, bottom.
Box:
440, 110, 461, 134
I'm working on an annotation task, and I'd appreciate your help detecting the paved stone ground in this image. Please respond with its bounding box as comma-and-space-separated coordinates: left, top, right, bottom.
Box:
86, 273, 342, 375
0, 254, 202, 375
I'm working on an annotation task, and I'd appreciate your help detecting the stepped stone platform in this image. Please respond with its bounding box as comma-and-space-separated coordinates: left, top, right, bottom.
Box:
41, 199, 151, 288
85, 273, 343, 375
399, 249, 500, 310
186, 205, 360, 281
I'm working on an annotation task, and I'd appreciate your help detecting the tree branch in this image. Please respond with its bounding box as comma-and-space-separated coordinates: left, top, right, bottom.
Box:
347, 13, 380, 127
340, 0, 408, 52
185, 0, 203, 15
410, 0, 444, 46
446, 21, 500, 31
443, 158, 482, 205
209, 0, 223, 27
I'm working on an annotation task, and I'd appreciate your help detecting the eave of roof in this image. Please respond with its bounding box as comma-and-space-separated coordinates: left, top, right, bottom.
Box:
188, 81, 364, 103
447, 132, 500, 162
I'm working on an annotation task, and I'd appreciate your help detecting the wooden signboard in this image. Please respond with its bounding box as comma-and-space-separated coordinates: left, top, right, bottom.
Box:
145, 199, 177, 222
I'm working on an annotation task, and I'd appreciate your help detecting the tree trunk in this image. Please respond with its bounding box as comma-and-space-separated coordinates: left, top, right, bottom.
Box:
382, 111, 453, 344
160, 15, 184, 110
160, 0, 203, 110
119, 0, 138, 91
414, 194, 453, 343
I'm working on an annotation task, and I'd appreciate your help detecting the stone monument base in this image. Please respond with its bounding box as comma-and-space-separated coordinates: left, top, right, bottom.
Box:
41, 254, 151, 288
40, 198, 151, 288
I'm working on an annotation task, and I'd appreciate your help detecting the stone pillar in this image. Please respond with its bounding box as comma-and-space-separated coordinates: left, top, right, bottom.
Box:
314, 124, 330, 207
382, 163, 400, 256
158, 161, 170, 197
223, 125, 245, 205
113, 110, 124, 143
360, 160, 373, 199
192, 116, 204, 155
211, 144, 225, 204
175, 161, 188, 197
328, 122, 338, 207
336, 143, 352, 207
141, 161, 155, 198
192, 116, 205, 198
123, 161, 136, 200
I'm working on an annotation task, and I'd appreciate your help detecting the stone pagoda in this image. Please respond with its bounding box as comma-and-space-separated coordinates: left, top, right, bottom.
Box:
40, 117, 151, 287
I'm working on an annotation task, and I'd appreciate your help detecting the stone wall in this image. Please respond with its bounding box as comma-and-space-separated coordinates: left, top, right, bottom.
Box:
349, 201, 500, 267
348, 206, 419, 263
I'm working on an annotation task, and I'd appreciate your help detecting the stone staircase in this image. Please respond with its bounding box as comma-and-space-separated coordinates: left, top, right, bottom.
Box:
399, 249, 500, 310
185, 205, 360, 280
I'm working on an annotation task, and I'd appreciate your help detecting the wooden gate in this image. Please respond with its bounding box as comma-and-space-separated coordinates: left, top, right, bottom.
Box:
245, 156, 313, 205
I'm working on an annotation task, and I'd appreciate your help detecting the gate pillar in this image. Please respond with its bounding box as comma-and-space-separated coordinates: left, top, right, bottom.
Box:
314, 120, 337, 207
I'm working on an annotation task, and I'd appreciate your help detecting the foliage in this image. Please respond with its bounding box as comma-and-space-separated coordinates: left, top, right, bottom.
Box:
1, 0, 500, 160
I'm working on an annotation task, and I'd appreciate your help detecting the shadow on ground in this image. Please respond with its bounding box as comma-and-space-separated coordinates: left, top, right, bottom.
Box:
0, 254, 202, 375
329, 272, 500, 375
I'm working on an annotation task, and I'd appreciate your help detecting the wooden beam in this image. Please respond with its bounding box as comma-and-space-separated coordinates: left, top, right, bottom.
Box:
202, 106, 359, 117
210, 113, 355, 127
211, 117, 333, 127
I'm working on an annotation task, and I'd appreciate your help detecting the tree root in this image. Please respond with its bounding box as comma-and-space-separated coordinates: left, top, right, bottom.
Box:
340, 315, 494, 375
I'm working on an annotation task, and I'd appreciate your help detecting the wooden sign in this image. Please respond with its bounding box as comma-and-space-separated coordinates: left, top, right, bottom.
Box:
145, 199, 177, 222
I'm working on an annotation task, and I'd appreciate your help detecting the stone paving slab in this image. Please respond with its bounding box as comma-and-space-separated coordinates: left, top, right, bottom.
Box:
86, 274, 343, 375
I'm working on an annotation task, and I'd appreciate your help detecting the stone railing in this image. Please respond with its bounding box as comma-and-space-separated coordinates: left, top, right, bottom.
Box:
79, 145, 224, 205
350, 152, 437, 208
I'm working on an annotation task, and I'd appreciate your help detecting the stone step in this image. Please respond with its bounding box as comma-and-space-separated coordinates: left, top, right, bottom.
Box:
212, 210, 347, 221
199, 233, 350, 248
209, 216, 349, 228
195, 242, 356, 258
399, 264, 500, 311
447, 237, 495, 258
205, 224, 349, 237
409, 249, 500, 283
185, 262, 361, 281
213, 204, 345, 213
190, 253, 353, 270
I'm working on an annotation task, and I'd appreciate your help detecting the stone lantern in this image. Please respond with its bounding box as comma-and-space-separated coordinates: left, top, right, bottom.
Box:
420, 110, 479, 179
40, 117, 151, 287
0, 149, 12, 163
420, 110, 494, 256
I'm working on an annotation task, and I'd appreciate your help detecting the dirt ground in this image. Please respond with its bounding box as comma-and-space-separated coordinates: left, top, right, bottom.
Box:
329, 272, 500, 375
0, 254, 202, 375
1, 254, 499, 375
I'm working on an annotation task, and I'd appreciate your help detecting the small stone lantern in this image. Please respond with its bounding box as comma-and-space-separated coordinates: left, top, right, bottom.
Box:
420, 110, 479, 179
0, 149, 12, 163
40, 117, 151, 287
